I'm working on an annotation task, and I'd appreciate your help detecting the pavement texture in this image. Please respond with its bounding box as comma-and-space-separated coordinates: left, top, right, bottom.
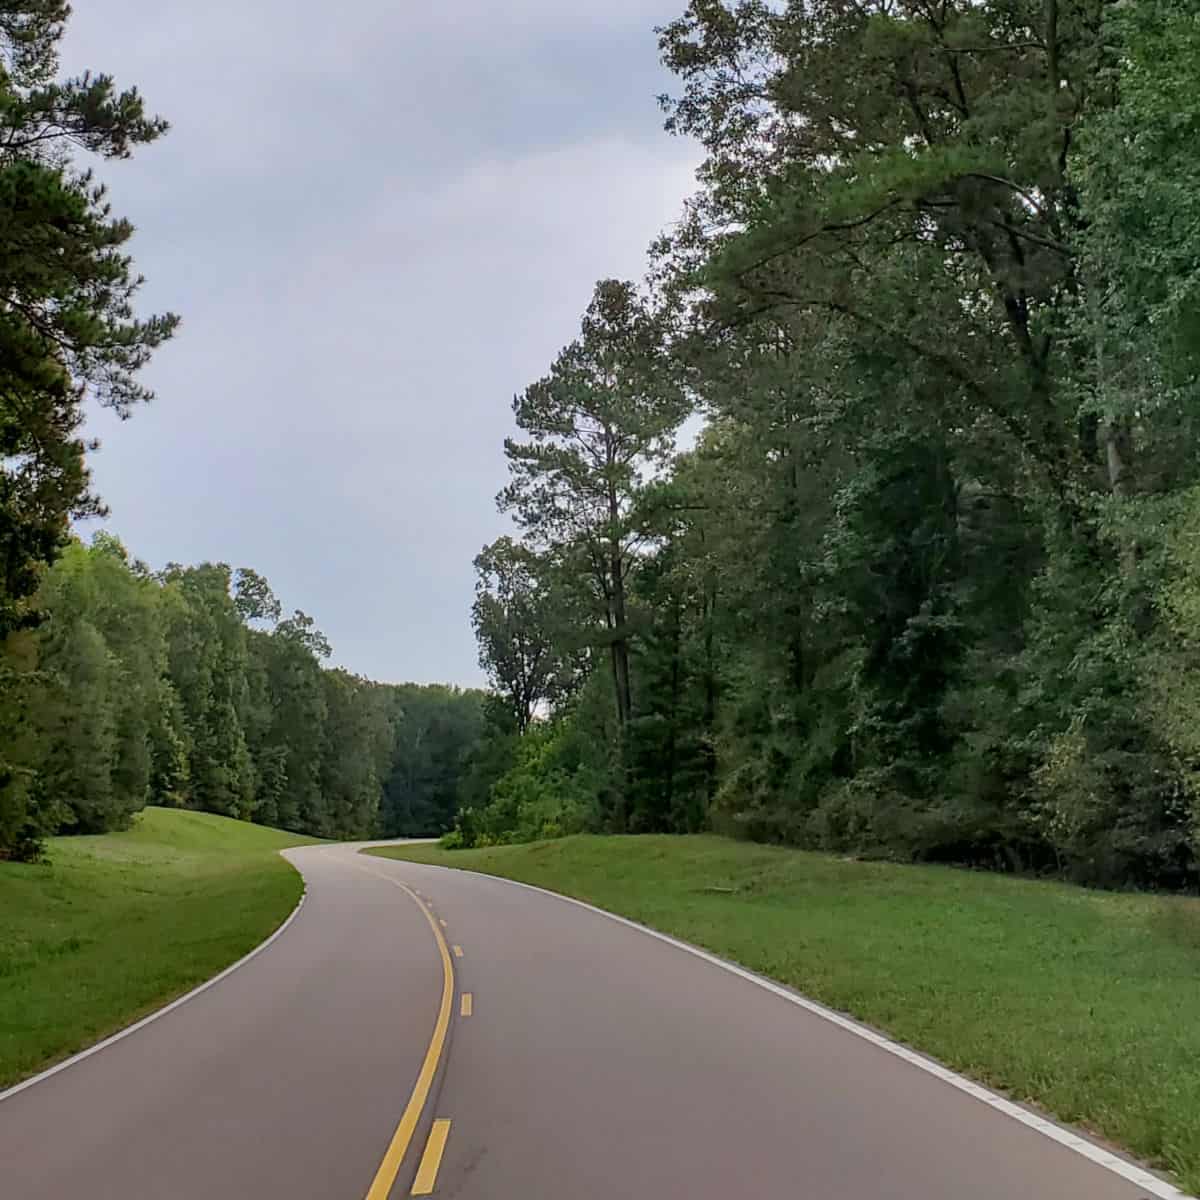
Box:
0, 840, 1171, 1199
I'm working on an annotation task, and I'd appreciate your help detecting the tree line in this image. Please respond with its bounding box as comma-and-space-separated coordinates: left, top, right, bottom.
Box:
0, 3, 485, 858
5, 1, 1199, 884
461, 0, 1200, 887
0, 533, 485, 858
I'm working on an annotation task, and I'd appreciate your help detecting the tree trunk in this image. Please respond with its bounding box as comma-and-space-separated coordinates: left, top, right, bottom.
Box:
605, 430, 632, 730
701, 579, 718, 813
1094, 299, 1133, 499
663, 591, 682, 832
1104, 418, 1132, 498
610, 568, 632, 728
602, 425, 632, 832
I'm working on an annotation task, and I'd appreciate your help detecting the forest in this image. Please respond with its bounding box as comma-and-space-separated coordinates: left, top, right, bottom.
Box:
4, 2, 1200, 888
461, 0, 1200, 888
0, 5, 484, 858
0, 534, 485, 856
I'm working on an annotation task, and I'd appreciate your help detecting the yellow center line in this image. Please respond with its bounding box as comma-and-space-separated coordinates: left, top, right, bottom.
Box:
460, 992, 472, 1017
355, 866, 454, 1200
452, 945, 463, 959
410, 1118, 452, 1196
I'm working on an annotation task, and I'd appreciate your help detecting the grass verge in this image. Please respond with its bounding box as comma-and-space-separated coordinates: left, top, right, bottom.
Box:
0, 806, 317, 1089
369, 833, 1200, 1192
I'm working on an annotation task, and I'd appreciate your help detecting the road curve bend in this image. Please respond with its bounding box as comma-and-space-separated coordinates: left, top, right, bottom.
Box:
0, 840, 1177, 1200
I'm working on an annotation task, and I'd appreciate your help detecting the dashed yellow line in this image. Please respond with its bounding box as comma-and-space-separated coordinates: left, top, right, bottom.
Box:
452, 945, 463, 959
410, 1118, 451, 1195
460, 992, 472, 1017
357, 869, 454, 1200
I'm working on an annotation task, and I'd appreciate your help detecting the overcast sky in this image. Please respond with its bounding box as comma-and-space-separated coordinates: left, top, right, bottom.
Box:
62, 2, 699, 687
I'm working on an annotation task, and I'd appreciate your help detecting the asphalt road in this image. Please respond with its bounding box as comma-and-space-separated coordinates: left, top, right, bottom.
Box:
0, 841, 1174, 1199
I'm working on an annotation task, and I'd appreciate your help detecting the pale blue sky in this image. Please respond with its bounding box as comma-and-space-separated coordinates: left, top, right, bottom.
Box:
63, 1, 698, 685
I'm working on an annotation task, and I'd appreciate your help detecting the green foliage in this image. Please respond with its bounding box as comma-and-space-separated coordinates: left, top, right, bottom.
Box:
456, 718, 597, 848
0, 535, 487, 857
160, 563, 255, 820
0, 0, 176, 644
452, 695, 520, 822
379, 683, 486, 837
1074, 0, 1200, 422
471, 537, 582, 732
501, 280, 687, 760
318, 669, 391, 839
0, 3, 175, 854
459, 0, 1200, 890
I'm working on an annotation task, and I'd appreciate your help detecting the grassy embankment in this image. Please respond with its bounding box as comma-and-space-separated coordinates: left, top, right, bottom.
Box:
0, 807, 316, 1088
371, 834, 1200, 1191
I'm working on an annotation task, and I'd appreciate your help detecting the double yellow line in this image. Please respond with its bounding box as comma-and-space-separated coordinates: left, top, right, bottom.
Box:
359, 871, 455, 1200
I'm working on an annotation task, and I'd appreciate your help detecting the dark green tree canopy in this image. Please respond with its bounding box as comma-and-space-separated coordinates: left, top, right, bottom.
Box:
0, 534, 488, 858
0, 1, 177, 647
456, 0, 1200, 889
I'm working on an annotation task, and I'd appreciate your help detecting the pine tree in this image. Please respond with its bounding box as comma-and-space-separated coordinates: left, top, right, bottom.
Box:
0, 1, 177, 639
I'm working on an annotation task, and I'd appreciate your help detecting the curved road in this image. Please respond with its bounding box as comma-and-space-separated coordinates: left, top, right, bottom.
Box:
0, 841, 1174, 1199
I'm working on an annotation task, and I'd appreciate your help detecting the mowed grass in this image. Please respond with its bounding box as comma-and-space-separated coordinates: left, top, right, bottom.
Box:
371, 834, 1200, 1191
0, 807, 317, 1088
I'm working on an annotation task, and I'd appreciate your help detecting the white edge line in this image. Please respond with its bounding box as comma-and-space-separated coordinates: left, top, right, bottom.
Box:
377, 853, 1188, 1200
0, 886, 308, 1105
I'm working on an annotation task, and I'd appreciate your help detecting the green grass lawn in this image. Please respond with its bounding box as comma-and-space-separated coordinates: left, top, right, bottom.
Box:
0, 806, 317, 1089
370, 834, 1200, 1191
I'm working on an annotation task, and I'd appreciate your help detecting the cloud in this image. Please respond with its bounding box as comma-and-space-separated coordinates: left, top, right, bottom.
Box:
62, 0, 700, 685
